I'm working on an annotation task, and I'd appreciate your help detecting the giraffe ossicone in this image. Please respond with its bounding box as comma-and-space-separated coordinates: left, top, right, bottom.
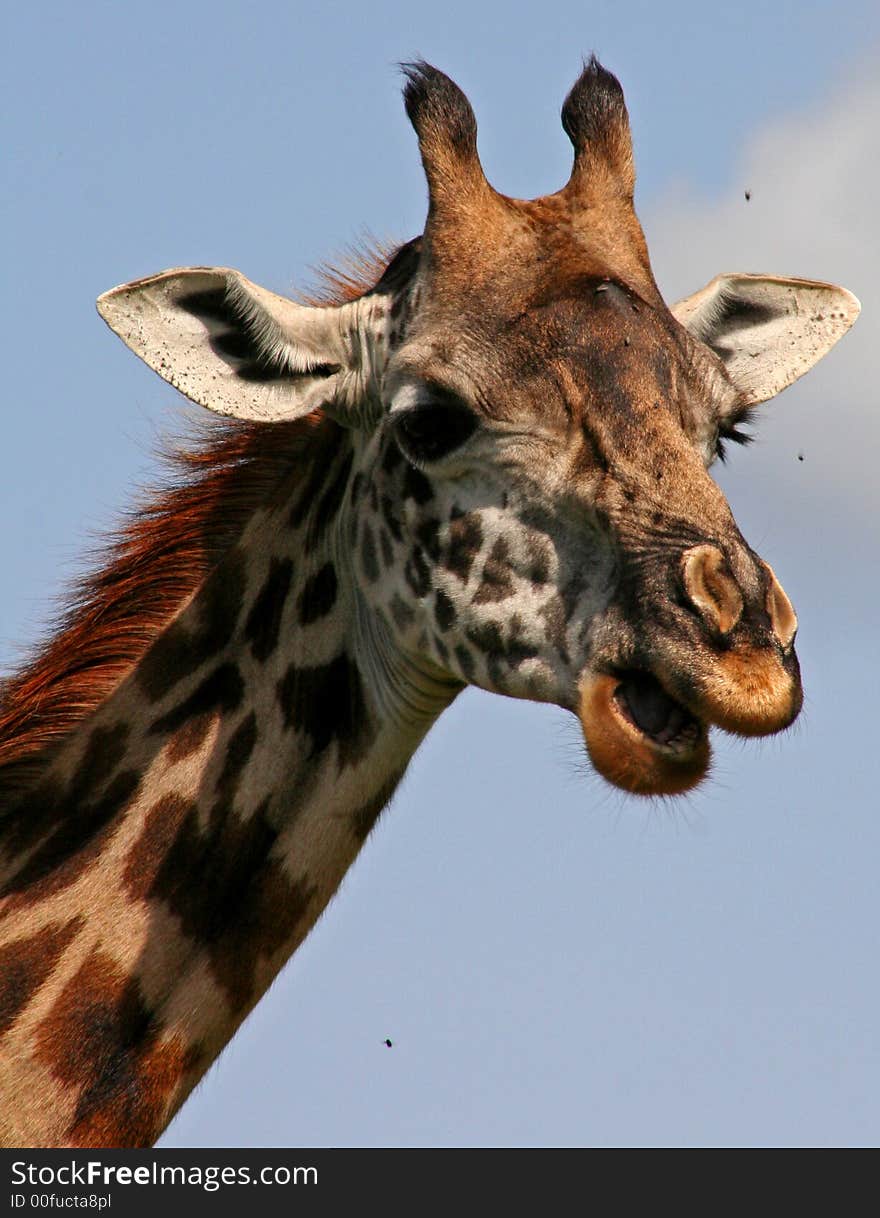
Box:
0, 58, 859, 1147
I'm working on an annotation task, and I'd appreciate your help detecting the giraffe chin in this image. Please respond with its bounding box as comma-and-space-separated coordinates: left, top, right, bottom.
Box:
578, 672, 711, 797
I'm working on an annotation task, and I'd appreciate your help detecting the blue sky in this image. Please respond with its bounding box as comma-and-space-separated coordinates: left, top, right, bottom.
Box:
2, 1, 879, 1147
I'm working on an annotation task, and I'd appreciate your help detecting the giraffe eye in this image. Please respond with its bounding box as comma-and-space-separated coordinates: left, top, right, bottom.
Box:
392, 388, 478, 465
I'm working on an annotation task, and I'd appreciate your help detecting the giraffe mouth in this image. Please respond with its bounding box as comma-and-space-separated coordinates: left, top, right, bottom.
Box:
577, 670, 710, 796
613, 672, 703, 752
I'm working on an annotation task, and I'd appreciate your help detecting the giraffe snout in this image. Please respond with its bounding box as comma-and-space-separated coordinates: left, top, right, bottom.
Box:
672, 546, 802, 737
681, 547, 797, 651
681, 545, 743, 636
762, 561, 798, 650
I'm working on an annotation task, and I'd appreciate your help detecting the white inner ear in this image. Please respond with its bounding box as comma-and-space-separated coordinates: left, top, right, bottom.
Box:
218, 274, 347, 377
97, 267, 361, 423
672, 273, 860, 405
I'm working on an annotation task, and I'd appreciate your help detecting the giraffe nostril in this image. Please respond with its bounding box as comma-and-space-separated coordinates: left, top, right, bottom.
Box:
681, 545, 743, 636
763, 562, 798, 649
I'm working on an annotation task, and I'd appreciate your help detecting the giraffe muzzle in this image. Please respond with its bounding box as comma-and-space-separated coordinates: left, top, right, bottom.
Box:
578, 670, 711, 796
681, 546, 797, 650
676, 547, 801, 737
576, 553, 802, 796
681, 545, 743, 636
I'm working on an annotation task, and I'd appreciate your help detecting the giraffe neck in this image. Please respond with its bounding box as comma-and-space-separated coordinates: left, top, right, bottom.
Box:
0, 420, 459, 1147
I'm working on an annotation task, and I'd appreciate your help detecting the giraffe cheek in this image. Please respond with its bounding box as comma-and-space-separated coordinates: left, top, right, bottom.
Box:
577, 673, 711, 797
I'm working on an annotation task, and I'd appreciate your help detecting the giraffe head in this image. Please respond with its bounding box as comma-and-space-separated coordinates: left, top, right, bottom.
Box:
98, 59, 858, 797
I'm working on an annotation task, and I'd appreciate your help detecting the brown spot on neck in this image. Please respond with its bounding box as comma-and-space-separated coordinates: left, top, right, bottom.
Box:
165, 713, 218, 765
0, 917, 84, 1037
34, 947, 186, 1148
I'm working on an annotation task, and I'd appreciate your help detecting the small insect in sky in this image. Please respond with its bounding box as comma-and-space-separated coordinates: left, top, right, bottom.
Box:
383, 1039, 394, 1048
745, 189, 751, 201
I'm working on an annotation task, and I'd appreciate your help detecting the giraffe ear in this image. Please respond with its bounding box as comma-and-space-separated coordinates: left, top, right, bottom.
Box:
671, 273, 860, 406
97, 267, 377, 424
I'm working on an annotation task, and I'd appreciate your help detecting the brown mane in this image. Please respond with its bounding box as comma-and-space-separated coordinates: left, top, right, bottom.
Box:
305, 237, 400, 305
0, 415, 326, 806
0, 242, 402, 809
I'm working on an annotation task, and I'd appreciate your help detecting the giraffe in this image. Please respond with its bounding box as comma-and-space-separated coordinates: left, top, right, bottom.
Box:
0, 59, 859, 1148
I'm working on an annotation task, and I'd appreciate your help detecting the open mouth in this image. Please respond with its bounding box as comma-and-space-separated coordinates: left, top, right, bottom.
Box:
578, 669, 710, 796
612, 671, 703, 754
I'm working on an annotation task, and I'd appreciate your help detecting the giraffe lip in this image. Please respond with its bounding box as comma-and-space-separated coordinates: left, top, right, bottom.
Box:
578, 670, 711, 795
611, 670, 705, 754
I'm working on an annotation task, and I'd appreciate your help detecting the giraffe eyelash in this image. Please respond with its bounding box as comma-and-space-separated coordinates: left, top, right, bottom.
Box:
715, 404, 756, 462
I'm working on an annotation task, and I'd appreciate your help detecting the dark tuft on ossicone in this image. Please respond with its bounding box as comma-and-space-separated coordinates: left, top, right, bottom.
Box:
561, 54, 629, 156
401, 60, 479, 157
